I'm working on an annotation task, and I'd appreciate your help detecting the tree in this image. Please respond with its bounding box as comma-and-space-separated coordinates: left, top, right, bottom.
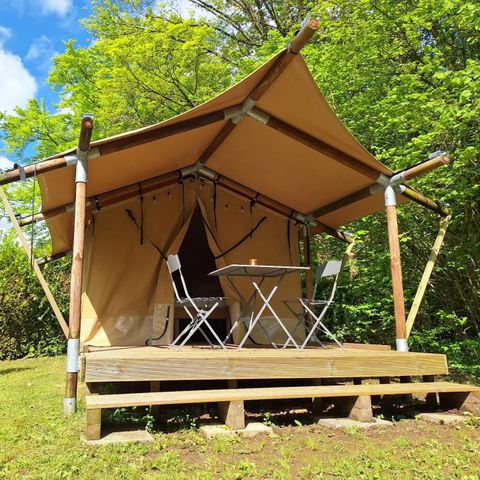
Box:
0, 0, 478, 370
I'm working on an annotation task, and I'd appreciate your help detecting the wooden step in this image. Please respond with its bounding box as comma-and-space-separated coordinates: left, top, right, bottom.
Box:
86, 382, 479, 410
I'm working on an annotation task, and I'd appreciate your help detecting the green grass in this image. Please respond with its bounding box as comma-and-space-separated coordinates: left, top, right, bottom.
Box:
1, 356, 480, 479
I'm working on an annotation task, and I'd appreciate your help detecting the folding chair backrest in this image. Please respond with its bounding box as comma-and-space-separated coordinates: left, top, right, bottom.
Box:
167, 254, 188, 301
316, 260, 342, 279
312, 260, 342, 301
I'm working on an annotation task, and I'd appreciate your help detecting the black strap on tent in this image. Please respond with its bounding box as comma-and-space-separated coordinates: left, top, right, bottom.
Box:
249, 194, 259, 236
145, 307, 170, 344
124, 208, 167, 260
212, 177, 220, 230
213, 216, 267, 259
179, 177, 185, 225
287, 210, 295, 264
138, 183, 144, 245
94, 196, 102, 211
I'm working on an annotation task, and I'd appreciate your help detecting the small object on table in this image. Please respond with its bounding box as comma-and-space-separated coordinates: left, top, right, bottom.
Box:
249, 258, 258, 266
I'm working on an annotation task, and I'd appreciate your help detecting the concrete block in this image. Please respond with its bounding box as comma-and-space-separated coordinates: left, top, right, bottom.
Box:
317, 417, 393, 430
417, 412, 467, 425
199, 421, 273, 439
241, 422, 273, 438
81, 429, 154, 446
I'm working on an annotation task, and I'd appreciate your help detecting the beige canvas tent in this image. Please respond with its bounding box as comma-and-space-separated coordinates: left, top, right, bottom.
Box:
0, 19, 453, 417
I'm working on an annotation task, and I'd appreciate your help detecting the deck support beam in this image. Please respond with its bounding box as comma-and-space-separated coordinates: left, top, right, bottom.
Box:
64, 114, 94, 415
336, 394, 373, 422
218, 400, 245, 430
439, 391, 480, 415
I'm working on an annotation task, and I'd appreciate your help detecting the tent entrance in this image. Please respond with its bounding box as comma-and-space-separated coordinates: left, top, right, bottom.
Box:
175, 206, 227, 344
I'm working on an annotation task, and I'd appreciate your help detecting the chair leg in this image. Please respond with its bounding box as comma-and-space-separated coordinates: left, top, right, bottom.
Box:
176, 304, 226, 350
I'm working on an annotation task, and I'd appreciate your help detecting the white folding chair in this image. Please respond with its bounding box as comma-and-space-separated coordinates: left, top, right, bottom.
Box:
284, 260, 344, 350
167, 255, 227, 350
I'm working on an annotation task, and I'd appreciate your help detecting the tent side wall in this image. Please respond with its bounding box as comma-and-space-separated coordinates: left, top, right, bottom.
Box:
81, 181, 304, 346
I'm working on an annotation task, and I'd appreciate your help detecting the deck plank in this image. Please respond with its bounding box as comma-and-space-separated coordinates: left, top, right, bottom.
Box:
85, 347, 448, 382
86, 382, 479, 409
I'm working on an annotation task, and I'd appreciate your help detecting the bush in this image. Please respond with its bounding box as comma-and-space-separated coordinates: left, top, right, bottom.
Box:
0, 231, 69, 360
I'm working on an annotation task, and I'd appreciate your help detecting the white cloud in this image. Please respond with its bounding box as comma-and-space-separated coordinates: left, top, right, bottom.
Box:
26, 35, 54, 61
26, 35, 58, 71
6, 0, 73, 17
0, 156, 14, 171
0, 48, 37, 114
41, 0, 73, 17
0, 26, 12, 44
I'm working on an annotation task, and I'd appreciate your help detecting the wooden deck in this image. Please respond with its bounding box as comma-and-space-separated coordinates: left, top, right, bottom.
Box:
84, 345, 449, 383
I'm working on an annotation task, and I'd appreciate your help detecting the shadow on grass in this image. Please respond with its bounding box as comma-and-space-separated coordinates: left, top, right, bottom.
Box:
0, 366, 31, 376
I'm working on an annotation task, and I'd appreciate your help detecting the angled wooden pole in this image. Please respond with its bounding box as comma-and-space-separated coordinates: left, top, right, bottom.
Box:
0, 186, 68, 337
384, 186, 407, 351
406, 214, 452, 337
64, 114, 94, 415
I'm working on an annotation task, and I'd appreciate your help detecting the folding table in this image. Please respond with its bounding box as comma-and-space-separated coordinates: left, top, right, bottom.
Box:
209, 264, 309, 350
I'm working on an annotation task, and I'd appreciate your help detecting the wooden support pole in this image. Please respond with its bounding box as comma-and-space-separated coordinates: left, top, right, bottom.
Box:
406, 215, 452, 337
36, 250, 71, 266
384, 186, 407, 351
64, 115, 94, 415
311, 185, 373, 219
86, 408, 101, 440
399, 153, 450, 182
0, 186, 69, 337
401, 186, 451, 217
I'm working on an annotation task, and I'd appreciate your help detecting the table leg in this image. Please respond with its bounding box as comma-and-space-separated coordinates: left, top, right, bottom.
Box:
253, 282, 299, 349
237, 285, 278, 350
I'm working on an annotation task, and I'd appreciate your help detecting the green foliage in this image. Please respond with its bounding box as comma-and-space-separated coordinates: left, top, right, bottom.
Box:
0, 0, 478, 365
0, 231, 68, 359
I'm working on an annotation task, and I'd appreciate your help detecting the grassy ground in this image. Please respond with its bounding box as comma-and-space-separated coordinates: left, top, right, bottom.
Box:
1, 356, 479, 479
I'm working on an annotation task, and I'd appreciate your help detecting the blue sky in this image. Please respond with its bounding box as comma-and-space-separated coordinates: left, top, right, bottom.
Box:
0, 0, 92, 170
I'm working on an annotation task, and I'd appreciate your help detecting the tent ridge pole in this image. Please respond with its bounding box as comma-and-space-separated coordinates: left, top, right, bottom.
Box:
198, 17, 320, 168
0, 108, 229, 186
64, 114, 94, 415
306, 154, 452, 220
248, 106, 382, 181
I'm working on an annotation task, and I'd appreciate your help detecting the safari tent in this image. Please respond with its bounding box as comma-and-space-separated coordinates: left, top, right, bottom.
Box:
2, 19, 478, 440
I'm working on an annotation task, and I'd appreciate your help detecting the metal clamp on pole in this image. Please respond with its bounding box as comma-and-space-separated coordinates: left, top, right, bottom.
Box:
66, 338, 80, 373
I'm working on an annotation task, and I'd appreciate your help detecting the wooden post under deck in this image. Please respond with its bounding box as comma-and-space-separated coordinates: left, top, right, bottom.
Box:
64, 115, 94, 415
384, 186, 408, 351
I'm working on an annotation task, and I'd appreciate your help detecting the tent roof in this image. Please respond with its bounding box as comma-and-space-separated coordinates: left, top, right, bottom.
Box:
39, 50, 403, 254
